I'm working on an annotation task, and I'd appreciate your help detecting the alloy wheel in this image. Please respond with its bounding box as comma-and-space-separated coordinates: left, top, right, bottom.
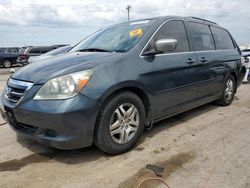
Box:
224, 78, 234, 102
109, 103, 140, 144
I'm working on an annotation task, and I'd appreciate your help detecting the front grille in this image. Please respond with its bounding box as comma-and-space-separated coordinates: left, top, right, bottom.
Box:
5, 87, 26, 103
4, 78, 33, 104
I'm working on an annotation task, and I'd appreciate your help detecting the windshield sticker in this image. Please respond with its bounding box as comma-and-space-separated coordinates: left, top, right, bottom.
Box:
129, 29, 143, 37
129, 20, 150, 25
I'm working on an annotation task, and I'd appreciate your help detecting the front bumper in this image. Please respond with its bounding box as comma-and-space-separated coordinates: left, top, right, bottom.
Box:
0, 93, 100, 149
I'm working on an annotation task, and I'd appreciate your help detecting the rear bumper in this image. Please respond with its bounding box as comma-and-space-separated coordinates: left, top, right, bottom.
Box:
0, 93, 100, 149
17, 59, 28, 65
236, 65, 246, 87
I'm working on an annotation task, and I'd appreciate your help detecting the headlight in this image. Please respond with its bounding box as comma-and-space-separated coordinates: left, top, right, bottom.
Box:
34, 70, 92, 100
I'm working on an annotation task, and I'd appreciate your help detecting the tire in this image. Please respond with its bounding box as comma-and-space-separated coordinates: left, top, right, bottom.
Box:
216, 74, 236, 106
94, 91, 145, 155
3, 60, 12, 68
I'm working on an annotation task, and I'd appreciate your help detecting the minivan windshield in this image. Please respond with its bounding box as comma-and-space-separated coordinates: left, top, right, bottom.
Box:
70, 20, 154, 53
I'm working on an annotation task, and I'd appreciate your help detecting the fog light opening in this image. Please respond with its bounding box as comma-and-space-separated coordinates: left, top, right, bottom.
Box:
44, 129, 57, 137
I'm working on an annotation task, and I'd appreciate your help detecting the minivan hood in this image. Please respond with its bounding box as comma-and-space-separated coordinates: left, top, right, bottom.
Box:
12, 52, 119, 84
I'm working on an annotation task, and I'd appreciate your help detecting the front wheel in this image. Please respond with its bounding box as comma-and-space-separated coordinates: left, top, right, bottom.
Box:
216, 75, 236, 106
94, 91, 145, 155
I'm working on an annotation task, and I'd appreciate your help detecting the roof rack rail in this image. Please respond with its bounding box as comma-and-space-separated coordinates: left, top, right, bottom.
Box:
186, 17, 217, 25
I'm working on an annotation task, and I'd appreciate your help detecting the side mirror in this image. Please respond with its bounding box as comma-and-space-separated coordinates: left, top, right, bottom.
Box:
155, 39, 177, 53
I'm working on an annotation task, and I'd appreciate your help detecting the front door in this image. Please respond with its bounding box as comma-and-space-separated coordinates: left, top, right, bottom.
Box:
141, 20, 199, 119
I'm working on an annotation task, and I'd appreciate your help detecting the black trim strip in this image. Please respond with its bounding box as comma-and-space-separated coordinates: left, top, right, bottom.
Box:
156, 77, 223, 94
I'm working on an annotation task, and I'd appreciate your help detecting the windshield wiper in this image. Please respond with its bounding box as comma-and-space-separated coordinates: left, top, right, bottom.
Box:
77, 48, 115, 53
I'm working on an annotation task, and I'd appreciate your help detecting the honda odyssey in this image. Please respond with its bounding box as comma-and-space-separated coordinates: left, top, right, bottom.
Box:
0, 16, 245, 154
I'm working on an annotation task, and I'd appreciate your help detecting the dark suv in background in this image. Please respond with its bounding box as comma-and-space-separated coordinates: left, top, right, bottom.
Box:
0, 47, 21, 68
0, 16, 245, 154
17, 46, 57, 65
28, 45, 72, 64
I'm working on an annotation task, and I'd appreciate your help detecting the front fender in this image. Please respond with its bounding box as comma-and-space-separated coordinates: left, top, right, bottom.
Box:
97, 81, 153, 104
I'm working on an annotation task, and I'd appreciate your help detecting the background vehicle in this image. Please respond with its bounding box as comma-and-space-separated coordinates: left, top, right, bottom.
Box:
17, 46, 58, 65
28, 45, 71, 64
0, 16, 245, 155
51, 44, 69, 48
0, 47, 21, 68
242, 49, 250, 82
242, 49, 250, 63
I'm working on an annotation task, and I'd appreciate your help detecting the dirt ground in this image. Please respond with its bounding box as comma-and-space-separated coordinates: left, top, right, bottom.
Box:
0, 68, 250, 188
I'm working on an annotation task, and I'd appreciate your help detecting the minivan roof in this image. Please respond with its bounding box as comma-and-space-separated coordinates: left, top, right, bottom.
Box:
124, 16, 218, 26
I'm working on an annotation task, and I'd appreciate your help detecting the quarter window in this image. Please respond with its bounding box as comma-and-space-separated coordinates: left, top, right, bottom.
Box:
147, 20, 190, 53
189, 22, 215, 51
211, 27, 235, 50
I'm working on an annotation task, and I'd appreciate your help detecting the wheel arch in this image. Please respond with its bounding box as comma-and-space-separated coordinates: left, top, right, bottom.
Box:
96, 83, 154, 130
3, 58, 13, 63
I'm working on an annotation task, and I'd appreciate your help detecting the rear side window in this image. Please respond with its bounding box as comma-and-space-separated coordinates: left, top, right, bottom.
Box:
211, 27, 235, 50
189, 22, 215, 51
44, 48, 54, 53
6, 49, 12, 53
40, 48, 52, 53
19, 47, 28, 54
148, 20, 190, 53
30, 48, 41, 53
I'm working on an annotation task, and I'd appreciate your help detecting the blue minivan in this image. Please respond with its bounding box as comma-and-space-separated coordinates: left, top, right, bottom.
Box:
0, 16, 245, 154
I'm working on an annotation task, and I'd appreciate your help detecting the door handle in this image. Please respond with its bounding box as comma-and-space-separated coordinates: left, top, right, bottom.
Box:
186, 58, 195, 65
200, 57, 208, 63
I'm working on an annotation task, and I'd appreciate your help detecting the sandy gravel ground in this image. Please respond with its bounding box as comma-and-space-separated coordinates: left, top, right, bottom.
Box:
0, 68, 250, 188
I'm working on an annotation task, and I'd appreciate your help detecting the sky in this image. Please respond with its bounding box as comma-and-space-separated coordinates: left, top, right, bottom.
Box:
0, 0, 250, 47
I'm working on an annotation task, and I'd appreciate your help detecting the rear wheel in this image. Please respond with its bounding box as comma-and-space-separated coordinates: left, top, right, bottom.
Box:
216, 75, 236, 106
3, 60, 12, 68
94, 91, 145, 155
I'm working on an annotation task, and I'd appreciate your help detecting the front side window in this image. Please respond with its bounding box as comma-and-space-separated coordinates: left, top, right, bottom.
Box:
189, 22, 215, 51
211, 27, 235, 50
6, 48, 17, 53
146, 20, 190, 53
70, 20, 155, 53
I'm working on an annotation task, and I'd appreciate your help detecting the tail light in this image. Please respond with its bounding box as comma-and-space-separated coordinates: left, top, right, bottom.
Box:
19, 54, 29, 61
